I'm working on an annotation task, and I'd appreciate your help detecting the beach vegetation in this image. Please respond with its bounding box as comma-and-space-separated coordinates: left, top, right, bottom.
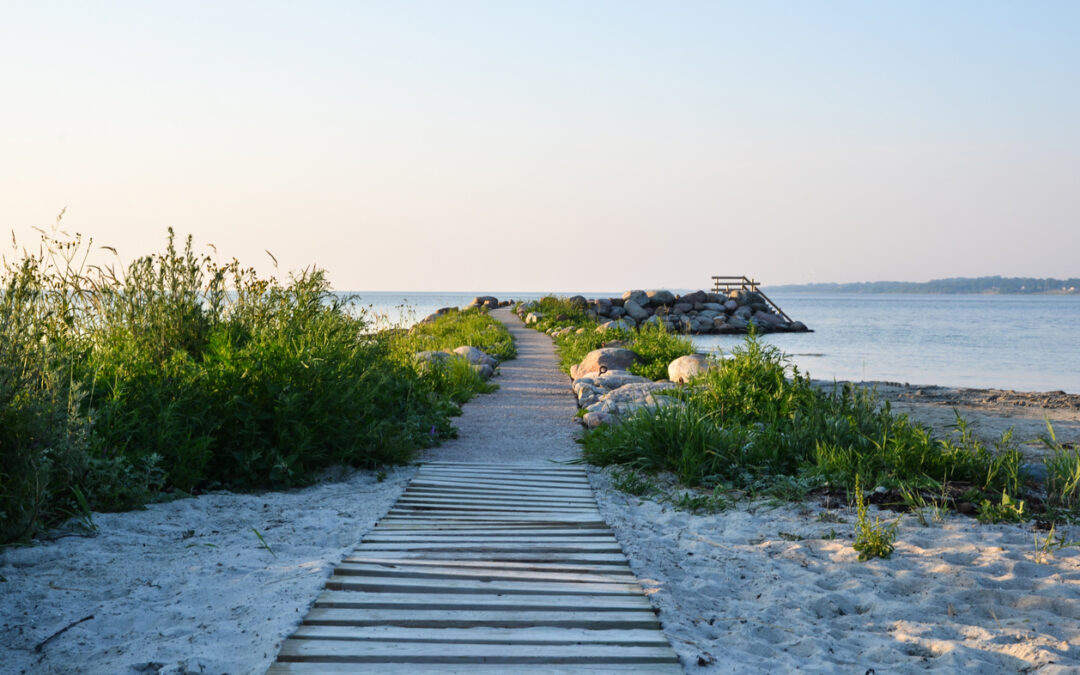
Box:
852, 475, 899, 561
581, 330, 1036, 521
1041, 421, 1080, 512
0, 222, 506, 545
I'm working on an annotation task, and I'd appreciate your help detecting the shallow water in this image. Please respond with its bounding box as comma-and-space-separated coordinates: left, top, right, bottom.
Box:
349, 291, 1080, 394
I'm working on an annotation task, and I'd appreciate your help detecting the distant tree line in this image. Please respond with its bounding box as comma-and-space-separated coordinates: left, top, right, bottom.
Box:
769, 276, 1080, 295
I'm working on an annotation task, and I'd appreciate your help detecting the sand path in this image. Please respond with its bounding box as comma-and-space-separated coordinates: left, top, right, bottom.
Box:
418, 307, 582, 463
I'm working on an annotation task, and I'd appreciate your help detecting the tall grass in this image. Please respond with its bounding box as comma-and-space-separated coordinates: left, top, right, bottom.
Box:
582, 331, 1034, 518
0, 223, 484, 544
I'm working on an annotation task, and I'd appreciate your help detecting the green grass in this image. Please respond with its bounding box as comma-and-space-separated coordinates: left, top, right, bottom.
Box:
581, 331, 1038, 521
0, 223, 505, 545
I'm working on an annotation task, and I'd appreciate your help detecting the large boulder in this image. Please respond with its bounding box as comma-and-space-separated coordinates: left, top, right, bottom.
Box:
414, 350, 454, 367
672, 302, 693, 315
668, 354, 711, 384
681, 290, 708, 305
584, 381, 679, 417
570, 348, 640, 380
420, 307, 455, 324
567, 295, 588, 309
646, 289, 675, 306
524, 312, 543, 325
596, 319, 634, 333
622, 289, 649, 307
623, 299, 650, 322
753, 310, 789, 328
467, 295, 499, 309
453, 346, 497, 368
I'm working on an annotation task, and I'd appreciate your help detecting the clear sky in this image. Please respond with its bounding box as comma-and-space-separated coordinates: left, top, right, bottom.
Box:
2, 1, 1077, 292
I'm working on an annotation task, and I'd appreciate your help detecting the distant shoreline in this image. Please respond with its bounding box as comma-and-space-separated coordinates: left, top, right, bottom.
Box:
768, 276, 1079, 295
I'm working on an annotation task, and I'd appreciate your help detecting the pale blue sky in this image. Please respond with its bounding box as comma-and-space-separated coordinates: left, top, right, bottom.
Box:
2, 1, 1077, 291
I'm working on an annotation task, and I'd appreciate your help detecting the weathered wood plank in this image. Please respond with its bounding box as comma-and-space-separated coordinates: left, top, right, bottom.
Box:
340, 557, 631, 574
361, 536, 617, 545
363, 528, 612, 538
277, 640, 678, 664
343, 550, 631, 564
269, 663, 684, 674
291, 624, 670, 645
313, 591, 650, 611
353, 542, 621, 553
397, 495, 596, 507
417, 473, 591, 486
333, 562, 636, 584
407, 480, 593, 496
303, 607, 661, 629
390, 504, 598, 514
325, 575, 643, 595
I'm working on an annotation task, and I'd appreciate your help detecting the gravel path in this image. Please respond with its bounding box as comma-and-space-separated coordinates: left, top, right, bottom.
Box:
417, 307, 583, 463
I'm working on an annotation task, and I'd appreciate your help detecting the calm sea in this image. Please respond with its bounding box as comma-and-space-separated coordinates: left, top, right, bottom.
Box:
347, 291, 1080, 394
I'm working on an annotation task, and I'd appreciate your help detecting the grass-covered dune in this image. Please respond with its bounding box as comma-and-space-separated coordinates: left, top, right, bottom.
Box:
0, 225, 512, 545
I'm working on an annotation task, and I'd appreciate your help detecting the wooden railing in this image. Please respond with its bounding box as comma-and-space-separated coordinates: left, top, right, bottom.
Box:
711, 275, 793, 323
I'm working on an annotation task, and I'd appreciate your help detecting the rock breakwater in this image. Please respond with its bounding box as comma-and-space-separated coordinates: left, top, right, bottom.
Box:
520, 288, 809, 334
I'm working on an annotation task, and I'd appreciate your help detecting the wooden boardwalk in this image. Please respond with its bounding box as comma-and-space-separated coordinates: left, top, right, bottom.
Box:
269, 462, 682, 673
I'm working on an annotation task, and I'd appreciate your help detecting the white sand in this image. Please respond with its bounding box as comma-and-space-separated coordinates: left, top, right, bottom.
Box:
0, 466, 414, 675
589, 467, 1080, 673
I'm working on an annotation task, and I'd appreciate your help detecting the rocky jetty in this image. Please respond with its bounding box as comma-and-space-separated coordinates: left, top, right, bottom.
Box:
520, 289, 809, 334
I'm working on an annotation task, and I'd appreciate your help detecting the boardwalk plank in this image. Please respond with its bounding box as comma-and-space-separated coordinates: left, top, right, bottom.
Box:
269, 664, 683, 673
333, 562, 636, 584
291, 624, 670, 645
313, 591, 650, 611
325, 575, 642, 595
303, 607, 661, 629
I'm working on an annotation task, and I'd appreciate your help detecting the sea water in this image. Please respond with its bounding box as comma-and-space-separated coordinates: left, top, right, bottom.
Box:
347, 291, 1080, 394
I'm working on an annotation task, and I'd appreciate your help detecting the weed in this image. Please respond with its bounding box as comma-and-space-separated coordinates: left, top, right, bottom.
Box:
612, 468, 657, 496
1042, 421, 1080, 512
251, 526, 275, 557
978, 490, 1026, 524
1033, 522, 1080, 563
852, 475, 899, 561
670, 489, 730, 514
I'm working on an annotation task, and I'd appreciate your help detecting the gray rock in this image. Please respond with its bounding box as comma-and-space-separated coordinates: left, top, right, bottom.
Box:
414, 350, 454, 366
673, 302, 693, 314
567, 295, 588, 308
668, 354, 711, 384
467, 295, 499, 309
585, 381, 678, 417
681, 290, 708, 305
753, 310, 789, 328
570, 347, 640, 380
582, 411, 613, 428
471, 363, 495, 380
622, 289, 649, 307
702, 302, 725, 312
596, 319, 633, 333
593, 370, 653, 390
525, 312, 543, 325
608, 305, 626, 319
734, 306, 753, 321
727, 316, 749, 330
724, 299, 738, 312
1022, 462, 1048, 484
453, 345, 497, 368
790, 321, 809, 332
623, 299, 650, 321
646, 289, 675, 306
